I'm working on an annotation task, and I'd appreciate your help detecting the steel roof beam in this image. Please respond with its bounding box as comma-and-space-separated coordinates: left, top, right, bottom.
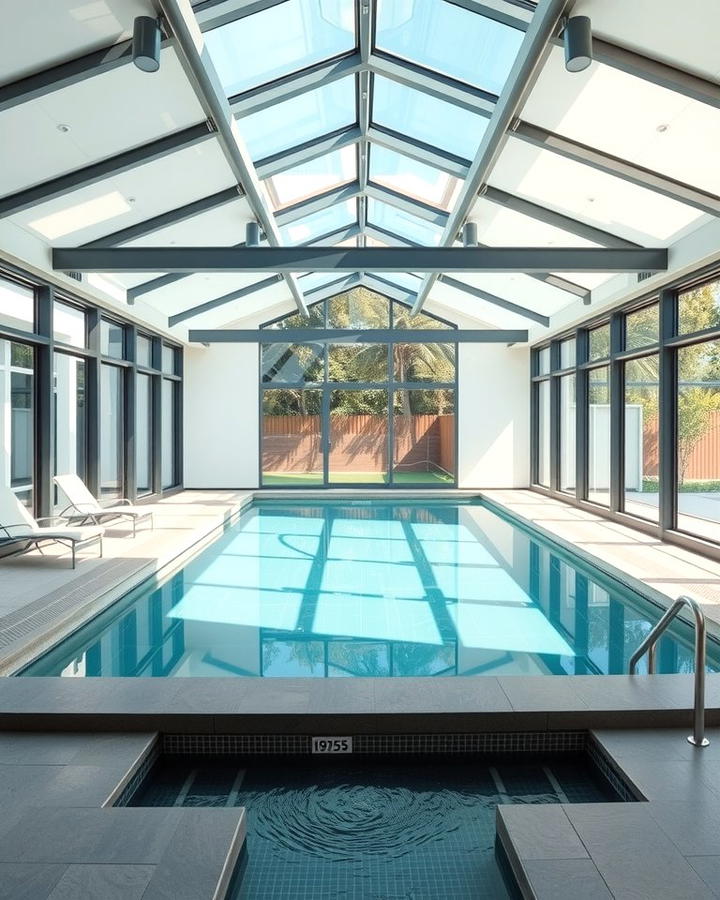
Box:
412, 0, 574, 315
255, 126, 362, 179
190, 327, 528, 342
274, 182, 362, 227
438, 274, 550, 325
367, 126, 470, 178
365, 183, 450, 226
168, 274, 283, 325
52, 245, 669, 273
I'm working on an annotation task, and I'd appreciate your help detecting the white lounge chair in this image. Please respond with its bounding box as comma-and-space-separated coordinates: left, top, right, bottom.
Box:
0, 487, 103, 569
54, 474, 154, 537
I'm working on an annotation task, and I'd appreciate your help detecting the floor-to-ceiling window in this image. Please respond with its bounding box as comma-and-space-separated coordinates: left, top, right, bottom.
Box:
260, 287, 457, 487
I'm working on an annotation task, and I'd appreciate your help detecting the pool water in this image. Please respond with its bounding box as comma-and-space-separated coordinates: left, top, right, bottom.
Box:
21, 498, 719, 677
128, 754, 620, 899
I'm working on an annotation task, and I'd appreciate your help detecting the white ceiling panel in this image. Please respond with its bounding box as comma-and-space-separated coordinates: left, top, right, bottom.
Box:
143, 272, 274, 315
451, 273, 573, 318
124, 197, 251, 246
489, 137, 707, 245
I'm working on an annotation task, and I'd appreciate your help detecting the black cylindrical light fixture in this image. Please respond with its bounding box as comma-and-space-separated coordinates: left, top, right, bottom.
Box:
246, 222, 261, 246
133, 16, 161, 73
564, 16, 592, 73
463, 222, 478, 247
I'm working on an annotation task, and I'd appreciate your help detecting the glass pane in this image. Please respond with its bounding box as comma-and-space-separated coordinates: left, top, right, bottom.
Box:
588, 325, 610, 361
367, 198, 443, 245
162, 380, 177, 489
537, 347, 550, 375
53, 354, 86, 495
393, 389, 454, 484
626, 304, 659, 350
162, 345, 178, 374
265, 146, 356, 210
329, 389, 388, 484
369, 145, 460, 210
537, 380, 550, 487
329, 344, 388, 382
394, 342, 455, 383
560, 338, 576, 369
560, 374, 575, 494
624, 356, 659, 522
372, 77, 487, 160
0, 278, 33, 333
136, 373, 152, 494
136, 335, 153, 368
242, 78, 355, 161
328, 289, 389, 328
53, 301, 85, 347
678, 279, 720, 335
588, 366, 610, 507
677, 339, 720, 542
101, 320, 124, 359
280, 200, 355, 244
205, 0, 355, 95
376, 0, 523, 94
299, 273, 346, 293
262, 389, 323, 486
265, 302, 325, 329
100, 364, 123, 498
8, 342, 34, 508
261, 343, 324, 383
393, 301, 451, 329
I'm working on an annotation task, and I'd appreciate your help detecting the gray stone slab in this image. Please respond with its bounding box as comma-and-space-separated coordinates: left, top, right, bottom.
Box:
524, 859, 613, 900
594, 728, 720, 762
497, 806, 588, 861
0, 732, 92, 765
69, 732, 156, 767
564, 803, 714, 899
644, 799, 720, 856
688, 857, 720, 897
0, 863, 66, 900
498, 676, 588, 712
606, 758, 720, 804
0, 764, 128, 808
46, 864, 155, 900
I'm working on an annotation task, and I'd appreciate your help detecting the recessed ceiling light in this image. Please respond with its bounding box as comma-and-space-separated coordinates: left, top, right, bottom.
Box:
127, 197, 136, 204
57, 124, 70, 133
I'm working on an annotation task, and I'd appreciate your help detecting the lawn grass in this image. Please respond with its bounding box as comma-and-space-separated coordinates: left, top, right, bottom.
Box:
643, 478, 720, 493
262, 471, 453, 486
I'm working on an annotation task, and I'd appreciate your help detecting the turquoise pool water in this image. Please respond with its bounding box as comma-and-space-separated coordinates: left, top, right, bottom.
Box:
21, 498, 718, 677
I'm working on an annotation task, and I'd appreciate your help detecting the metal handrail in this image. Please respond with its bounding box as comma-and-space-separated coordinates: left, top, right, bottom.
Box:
629, 595, 709, 748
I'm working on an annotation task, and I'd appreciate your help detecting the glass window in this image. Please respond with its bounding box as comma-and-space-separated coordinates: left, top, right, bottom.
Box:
393, 300, 451, 329
328, 290, 389, 328
678, 278, 720, 335
369, 146, 460, 210
162, 345, 178, 374
5, 342, 34, 508
588, 366, 610, 507
53, 353, 86, 492
559, 374, 576, 493
394, 343, 455, 383
372, 77, 487, 160
101, 319, 124, 359
588, 325, 610, 361
677, 339, 720, 542
537, 347, 550, 375
626, 304, 659, 350
280, 200, 355, 244
100, 364, 123, 498
0, 278, 33, 333
367, 198, 444, 245
261, 343, 324, 383
375, 0, 523, 94
265, 146, 356, 210
53, 301, 85, 347
328, 344, 388, 382
393, 389, 455, 484
265, 302, 326, 330
204, 0, 355, 96
537, 380, 550, 487
329, 389, 389, 484
241, 78, 355, 161
136, 335, 153, 368
262, 389, 323, 485
560, 338, 576, 369
136, 373, 152, 495
624, 355, 659, 522
162, 380, 177, 489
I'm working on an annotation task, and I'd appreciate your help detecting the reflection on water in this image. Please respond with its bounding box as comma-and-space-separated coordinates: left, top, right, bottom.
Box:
21, 500, 718, 677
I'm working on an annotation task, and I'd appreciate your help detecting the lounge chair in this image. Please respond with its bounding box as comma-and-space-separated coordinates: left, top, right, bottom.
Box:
0, 487, 103, 569
54, 474, 154, 537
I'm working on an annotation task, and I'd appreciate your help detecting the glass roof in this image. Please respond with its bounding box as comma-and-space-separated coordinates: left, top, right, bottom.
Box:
367, 198, 444, 245
241, 77, 356, 161
205, 0, 356, 95
280, 200, 356, 245
265, 146, 356, 210
375, 0, 524, 94
369, 145, 461, 210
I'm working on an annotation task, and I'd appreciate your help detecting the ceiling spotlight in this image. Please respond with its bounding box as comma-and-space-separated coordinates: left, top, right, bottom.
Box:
563, 16, 592, 73
463, 222, 478, 247
246, 222, 261, 247
132, 16, 161, 73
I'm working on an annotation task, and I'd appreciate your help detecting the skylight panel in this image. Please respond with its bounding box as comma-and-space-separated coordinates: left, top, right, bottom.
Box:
279, 200, 356, 244
27, 191, 131, 239
367, 198, 444, 245
205, 0, 356, 96
265, 147, 356, 210
369, 145, 461, 210
372, 77, 487, 160
299, 272, 345, 291
375, 0, 523, 95
240, 77, 356, 161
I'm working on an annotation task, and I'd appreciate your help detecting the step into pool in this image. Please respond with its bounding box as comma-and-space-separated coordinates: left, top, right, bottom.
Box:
20, 498, 719, 677
125, 752, 623, 900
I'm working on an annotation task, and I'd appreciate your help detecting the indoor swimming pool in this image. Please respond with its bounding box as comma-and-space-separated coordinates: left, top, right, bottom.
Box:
20, 498, 719, 678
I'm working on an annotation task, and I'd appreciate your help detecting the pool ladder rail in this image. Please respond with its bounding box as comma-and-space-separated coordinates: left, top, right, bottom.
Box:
629, 595, 709, 748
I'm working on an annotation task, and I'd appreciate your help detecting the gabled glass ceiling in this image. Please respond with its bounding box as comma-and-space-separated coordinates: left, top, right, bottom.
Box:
369, 145, 461, 210
280, 200, 356, 245
265, 146, 356, 209
367, 198, 444, 245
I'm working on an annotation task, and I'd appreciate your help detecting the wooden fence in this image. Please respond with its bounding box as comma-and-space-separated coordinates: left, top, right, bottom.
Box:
643, 411, 720, 479
262, 413, 455, 474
